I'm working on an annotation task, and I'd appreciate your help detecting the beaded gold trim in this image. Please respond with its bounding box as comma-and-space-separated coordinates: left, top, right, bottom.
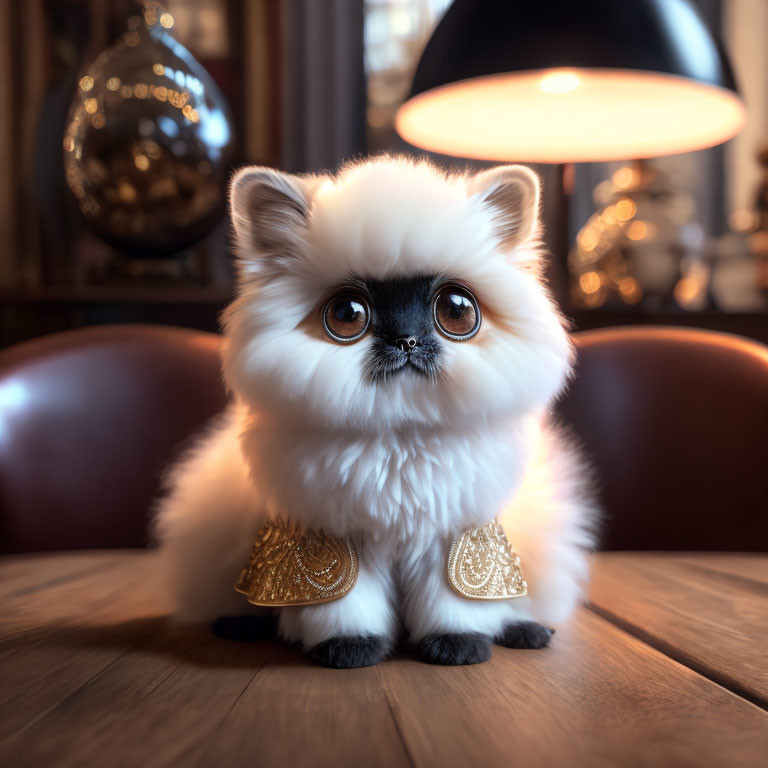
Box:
447, 521, 527, 600
235, 520, 358, 607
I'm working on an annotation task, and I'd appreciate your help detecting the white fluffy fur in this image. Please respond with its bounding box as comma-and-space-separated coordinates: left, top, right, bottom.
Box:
154, 156, 597, 650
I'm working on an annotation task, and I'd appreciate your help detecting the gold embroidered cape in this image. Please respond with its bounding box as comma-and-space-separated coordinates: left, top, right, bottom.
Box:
236, 519, 526, 607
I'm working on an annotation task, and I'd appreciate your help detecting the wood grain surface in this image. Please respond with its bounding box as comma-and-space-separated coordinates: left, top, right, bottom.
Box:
664, 553, 768, 585
589, 553, 768, 707
1, 551, 766, 768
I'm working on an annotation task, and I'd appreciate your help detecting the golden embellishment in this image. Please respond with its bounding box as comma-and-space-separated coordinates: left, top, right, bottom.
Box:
448, 521, 527, 600
235, 520, 358, 607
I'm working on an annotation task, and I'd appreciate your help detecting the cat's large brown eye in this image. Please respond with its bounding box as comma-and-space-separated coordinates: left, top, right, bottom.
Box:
323, 292, 370, 343
433, 285, 481, 341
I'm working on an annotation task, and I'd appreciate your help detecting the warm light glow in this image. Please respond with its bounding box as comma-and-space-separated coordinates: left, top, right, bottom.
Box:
79, 76, 94, 92
84, 98, 98, 114
153, 63, 165, 76
613, 167, 636, 189
618, 277, 642, 304
134, 154, 150, 171
396, 68, 746, 162
626, 220, 647, 240
579, 271, 602, 295
674, 276, 702, 307
580, 288, 606, 308
118, 180, 137, 203
160, 13, 174, 29
615, 198, 636, 221
182, 104, 200, 123
578, 228, 599, 251
168, 90, 189, 108
539, 69, 580, 94
106, 77, 121, 91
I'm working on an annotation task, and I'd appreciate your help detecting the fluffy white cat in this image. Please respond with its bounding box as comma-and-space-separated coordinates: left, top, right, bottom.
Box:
154, 156, 597, 668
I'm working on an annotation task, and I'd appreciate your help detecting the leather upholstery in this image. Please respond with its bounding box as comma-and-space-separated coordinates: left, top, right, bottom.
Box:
0, 325, 227, 553
1, 324, 766, 553
559, 326, 768, 551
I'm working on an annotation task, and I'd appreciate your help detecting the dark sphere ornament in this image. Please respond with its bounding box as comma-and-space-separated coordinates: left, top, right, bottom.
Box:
63, 10, 235, 257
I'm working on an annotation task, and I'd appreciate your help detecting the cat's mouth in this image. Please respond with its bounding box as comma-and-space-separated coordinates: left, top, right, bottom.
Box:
366, 339, 440, 384
399, 357, 435, 377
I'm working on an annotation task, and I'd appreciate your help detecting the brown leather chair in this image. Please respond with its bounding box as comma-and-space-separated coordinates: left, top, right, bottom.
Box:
0, 325, 227, 553
2, 324, 766, 554
560, 326, 768, 551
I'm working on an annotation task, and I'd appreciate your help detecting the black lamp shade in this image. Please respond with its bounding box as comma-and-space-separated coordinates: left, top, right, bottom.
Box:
396, 0, 745, 162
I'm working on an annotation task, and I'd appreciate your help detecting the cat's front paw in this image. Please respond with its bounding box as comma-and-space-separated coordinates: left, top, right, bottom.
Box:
417, 632, 492, 665
212, 614, 276, 642
311, 635, 390, 669
495, 621, 554, 649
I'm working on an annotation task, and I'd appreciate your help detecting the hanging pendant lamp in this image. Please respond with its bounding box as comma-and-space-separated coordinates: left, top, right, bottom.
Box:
396, 0, 745, 163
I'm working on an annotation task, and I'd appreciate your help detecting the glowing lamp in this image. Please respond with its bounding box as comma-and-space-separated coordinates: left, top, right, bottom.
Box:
396, 0, 745, 163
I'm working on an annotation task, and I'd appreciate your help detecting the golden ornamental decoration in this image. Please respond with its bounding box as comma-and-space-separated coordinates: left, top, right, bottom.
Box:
447, 521, 527, 600
235, 520, 358, 607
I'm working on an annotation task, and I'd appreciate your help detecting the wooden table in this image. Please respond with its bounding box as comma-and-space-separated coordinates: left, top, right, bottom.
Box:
1, 552, 766, 768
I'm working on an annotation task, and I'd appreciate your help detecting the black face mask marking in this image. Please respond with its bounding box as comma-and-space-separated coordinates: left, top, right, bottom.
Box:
363, 275, 441, 383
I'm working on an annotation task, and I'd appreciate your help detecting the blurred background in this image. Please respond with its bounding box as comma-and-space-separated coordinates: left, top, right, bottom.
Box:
1, 0, 767, 349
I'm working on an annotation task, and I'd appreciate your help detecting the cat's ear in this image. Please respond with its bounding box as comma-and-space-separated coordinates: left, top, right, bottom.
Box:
468, 165, 541, 249
229, 166, 322, 262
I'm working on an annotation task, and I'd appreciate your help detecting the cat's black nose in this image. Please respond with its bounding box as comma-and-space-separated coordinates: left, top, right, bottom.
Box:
395, 336, 419, 352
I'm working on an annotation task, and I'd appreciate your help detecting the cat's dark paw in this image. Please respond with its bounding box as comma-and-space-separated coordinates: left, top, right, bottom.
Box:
418, 632, 492, 665
495, 621, 554, 649
212, 614, 276, 642
311, 635, 391, 669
